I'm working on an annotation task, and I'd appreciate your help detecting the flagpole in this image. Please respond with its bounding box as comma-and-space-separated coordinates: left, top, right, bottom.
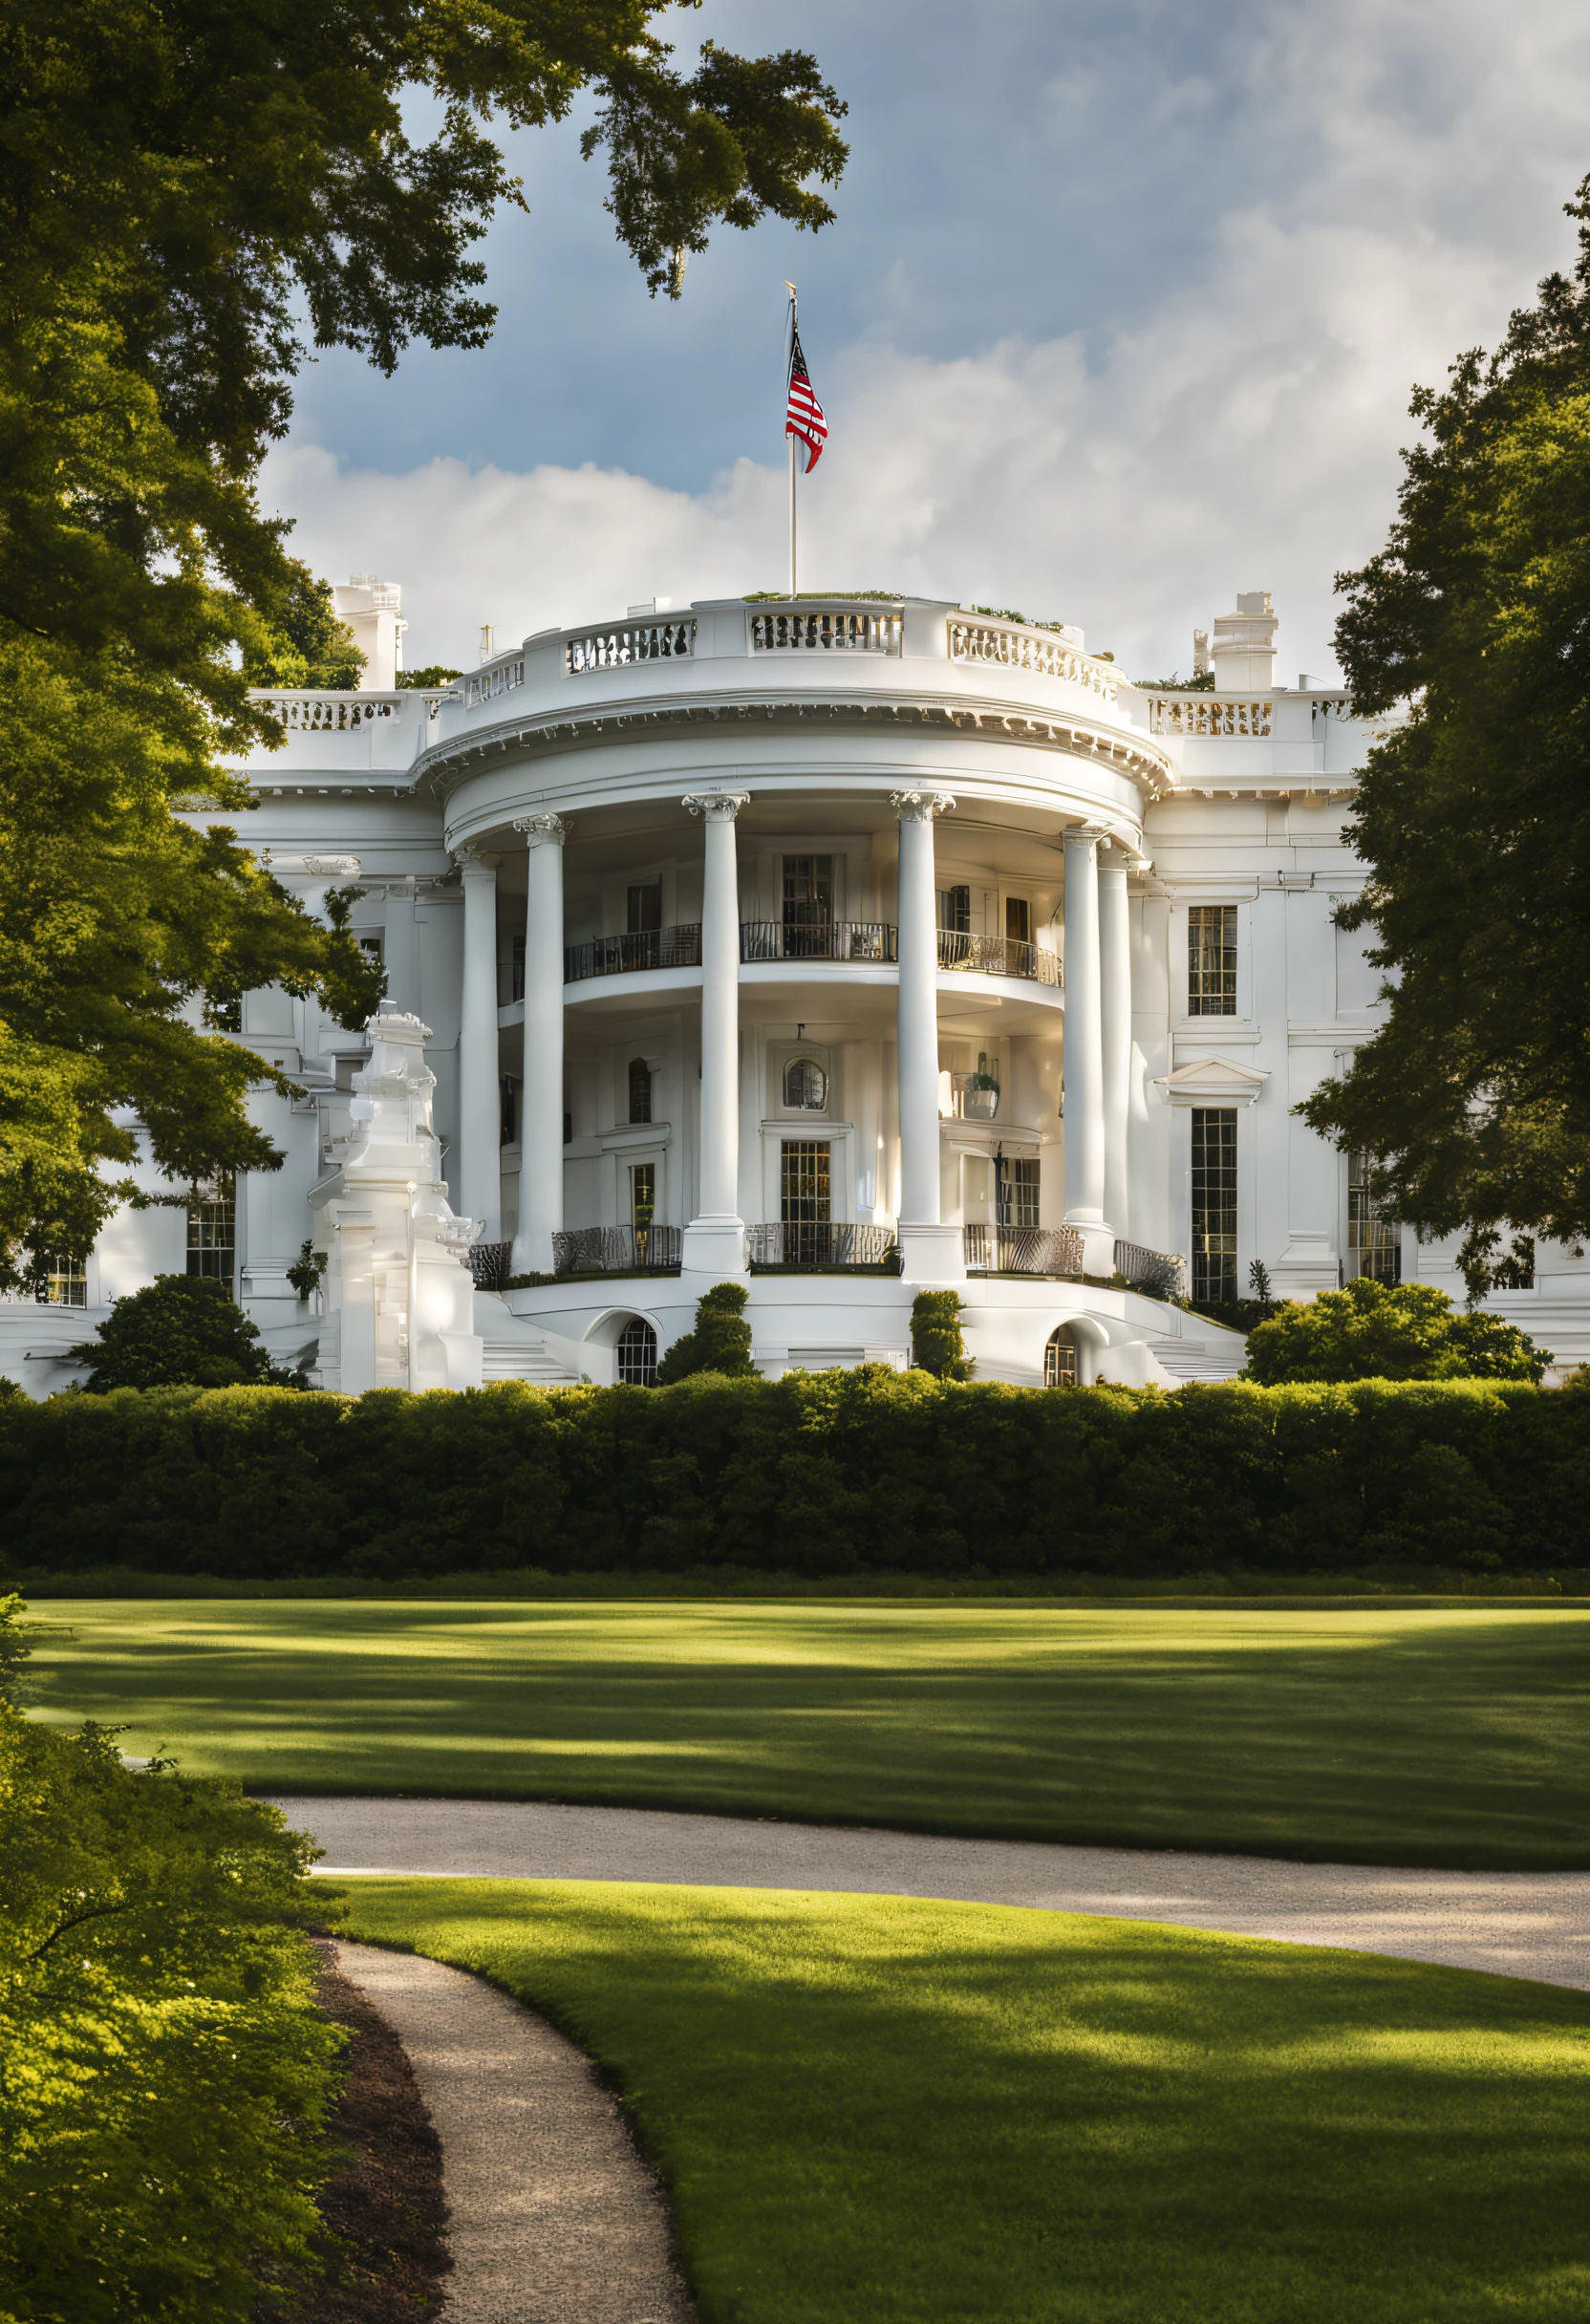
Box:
784, 281, 798, 598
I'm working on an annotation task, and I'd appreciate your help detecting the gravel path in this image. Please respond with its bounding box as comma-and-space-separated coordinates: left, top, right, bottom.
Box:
334, 1940, 694, 2324
275, 1796, 1590, 1990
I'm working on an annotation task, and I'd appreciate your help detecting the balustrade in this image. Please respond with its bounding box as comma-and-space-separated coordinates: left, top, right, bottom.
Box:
465, 658, 526, 707
566, 619, 696, 673
465, 1240, 512, 1291
936, 929, 1061, 985
252, 692, 398, 730
564, 924, 702, 982
963, 1224, 1084, 1278
746, 1222, 896, 1268
552, 1224, 682, 1276
947, 616, 1118, 699
1147, 693, 1272, 736
1113, 1239, 1186, 1300
749, 606, 901, 654
740, 921, 897, 963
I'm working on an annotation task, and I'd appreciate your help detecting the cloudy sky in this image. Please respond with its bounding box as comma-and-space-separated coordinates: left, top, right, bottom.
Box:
262, 0, 1590, 682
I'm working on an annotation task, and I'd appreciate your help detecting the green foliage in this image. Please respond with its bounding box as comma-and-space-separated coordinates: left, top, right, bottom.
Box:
655, 1281, 756, 1384
396, 666, 463, 689
286, 1239, 327, 1302
2, 1371, 1582, 1582
75, 1275, 296, 1392
0, 1594, 341, 2322
1130, 669, 1215, 690
911, 1290, 972, 1380
1242, 1278, 1545, 1386
1302, 174, 1590, 1290
0, 1, 845, 1277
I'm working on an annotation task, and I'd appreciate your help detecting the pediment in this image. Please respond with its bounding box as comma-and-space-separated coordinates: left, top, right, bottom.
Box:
1154, 1057, 1269, 1108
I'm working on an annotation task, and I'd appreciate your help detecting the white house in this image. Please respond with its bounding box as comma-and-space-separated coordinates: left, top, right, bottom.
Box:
6, 584, 1572, 1398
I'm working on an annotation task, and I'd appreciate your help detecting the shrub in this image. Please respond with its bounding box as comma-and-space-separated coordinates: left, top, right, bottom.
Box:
911, 1290, 972, 1379
0, 1594, 341, 2320
655, 1281, 757, 1384
1242, 1278, 1545, 1385
75, 1274, 300, 1392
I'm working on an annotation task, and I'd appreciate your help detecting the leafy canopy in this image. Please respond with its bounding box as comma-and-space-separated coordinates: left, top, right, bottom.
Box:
1301, 175, 1590, 1291
0, 2, 847, 1286
1240, 1277, 1545, 1386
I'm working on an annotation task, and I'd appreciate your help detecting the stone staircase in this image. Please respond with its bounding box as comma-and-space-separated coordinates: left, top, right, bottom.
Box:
1152, 1340, 1246, 1384
480, 1337, 583, 1388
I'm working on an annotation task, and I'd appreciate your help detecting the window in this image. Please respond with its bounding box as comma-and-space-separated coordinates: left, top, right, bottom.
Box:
203, 994, 242, 1032
1043, 1327, 1077, 1388
627, 882, 662, 935
500, 1075, 519, 1146
999, 1156, 1041, 1229
784, 1056, 827, 1110
1493, 1237, 1536, 1291
783, 855, 834, 955
37, 1253, 87, 1307
186, 1180, 236, 1286
510, 934, 525, 1001
1005, 896, 1031, 944
628, 1057, 653, 1124
616, 1316, 658, 1387
358, 934, 384, 966
781, 1140, 830, 1263
631, 1162, 655, 1262
1188, 905, 1237, 1016
937, 884, 972, 934
1347, 1152, 1401, 1285
1191, 1108, 1237, 1303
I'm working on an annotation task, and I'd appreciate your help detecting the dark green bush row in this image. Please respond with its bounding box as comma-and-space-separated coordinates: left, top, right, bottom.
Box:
2, 1371, 1586, 1582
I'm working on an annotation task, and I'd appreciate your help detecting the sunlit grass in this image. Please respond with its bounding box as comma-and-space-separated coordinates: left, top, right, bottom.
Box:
27, 1600, 1590, 1865
339, 1878, 1590, 2324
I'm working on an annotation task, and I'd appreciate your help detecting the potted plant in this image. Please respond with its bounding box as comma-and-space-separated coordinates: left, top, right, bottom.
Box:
963, 1070, 999, 1120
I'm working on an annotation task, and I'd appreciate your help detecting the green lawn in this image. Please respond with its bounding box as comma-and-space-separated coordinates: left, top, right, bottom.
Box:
339, 1878, 1590, 2324
28, 1600, 1589, 1865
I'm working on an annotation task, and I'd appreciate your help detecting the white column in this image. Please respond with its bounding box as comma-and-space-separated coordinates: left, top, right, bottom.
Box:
1099, 846, 1131, 1246
681, 792, 749, 1274
509, 815, 567, 1277
454, 850, 501, 1241
1063, 827, 1113, 1274
892, 790, 963, 1281
382, 877, 419, 1015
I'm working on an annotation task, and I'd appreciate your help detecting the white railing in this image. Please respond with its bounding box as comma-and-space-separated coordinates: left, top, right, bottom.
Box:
750, 606, 901, 654
566, 619, 696, 674
1147, 693, 1272, 736
466, 656, 526, 706
250, 691, 402, 730
947, 616, 1118, 699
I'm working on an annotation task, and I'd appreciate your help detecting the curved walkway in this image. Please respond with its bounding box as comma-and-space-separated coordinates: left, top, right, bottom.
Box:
335, 1940, 694, 2323
275, 1796, 1590, 1990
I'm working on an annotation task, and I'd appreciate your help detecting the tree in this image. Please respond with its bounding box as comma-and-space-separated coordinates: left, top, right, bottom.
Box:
1240, 1278, 1544, 1386
1300, 175, 1590, 1293
910, 1290, 973, 1380
75, 1274, 298, 1391
0, 3, 848, 1287
655, 1281, 757, 1383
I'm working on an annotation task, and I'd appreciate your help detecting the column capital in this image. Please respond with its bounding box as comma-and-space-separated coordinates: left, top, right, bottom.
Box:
1064, 823, 1109, 848
513, 813, 569, 848
681, 791, 750, 821
891, 789, 956, 823
452, 846, 500, 874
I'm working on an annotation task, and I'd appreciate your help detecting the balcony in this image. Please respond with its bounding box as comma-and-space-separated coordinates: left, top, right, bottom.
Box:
747, 1222, 897, 1269
741, 921, 898, 964
565, 925, 701, 982
552, 1225, 682, 1275
937, 930, 1061, 985
963, 1224, 1083, 1278
1113, 1239, 1186, 1299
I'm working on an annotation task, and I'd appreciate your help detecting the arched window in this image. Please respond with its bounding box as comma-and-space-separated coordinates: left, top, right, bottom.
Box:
616, 1317, 658, 1388
784, 1056, 827, 1110
1043, 1326, 1077, 1388
628, 1057, 653, 1124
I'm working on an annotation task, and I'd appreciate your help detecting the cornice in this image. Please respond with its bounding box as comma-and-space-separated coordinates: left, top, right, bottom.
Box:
409, 690, 1176, 804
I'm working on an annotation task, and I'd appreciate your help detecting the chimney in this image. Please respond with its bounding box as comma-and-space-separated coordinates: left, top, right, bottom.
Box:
332, 575, 404, 690
1192, 628, 1211, 679
1210, 592, 1277, 693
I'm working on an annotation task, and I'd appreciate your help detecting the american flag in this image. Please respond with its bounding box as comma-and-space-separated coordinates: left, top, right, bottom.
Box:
785, 325, 827, 471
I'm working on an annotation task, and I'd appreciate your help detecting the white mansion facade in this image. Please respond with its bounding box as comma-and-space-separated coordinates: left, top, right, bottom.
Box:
6, 583, 1577, 1396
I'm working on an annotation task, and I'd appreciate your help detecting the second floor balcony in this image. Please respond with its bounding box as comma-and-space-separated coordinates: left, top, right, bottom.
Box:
559, 918, 1063, 986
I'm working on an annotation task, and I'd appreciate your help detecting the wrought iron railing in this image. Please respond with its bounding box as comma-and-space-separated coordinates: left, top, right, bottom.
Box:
740, 921, 898, 963
566, 618, 696, 673
1113, 1239, 1186, 1300
936, 930, 1062, 984
749, 605, 901, 654
564, 924, 702, 982
552, 1225, 682, 1275
747, 1222, 896, 1268
465, 1240, 513, 1291
963, 1224, 1083, 1278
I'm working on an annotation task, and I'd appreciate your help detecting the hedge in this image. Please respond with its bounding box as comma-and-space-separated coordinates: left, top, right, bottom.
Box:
2, 1371, 1588, 1582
